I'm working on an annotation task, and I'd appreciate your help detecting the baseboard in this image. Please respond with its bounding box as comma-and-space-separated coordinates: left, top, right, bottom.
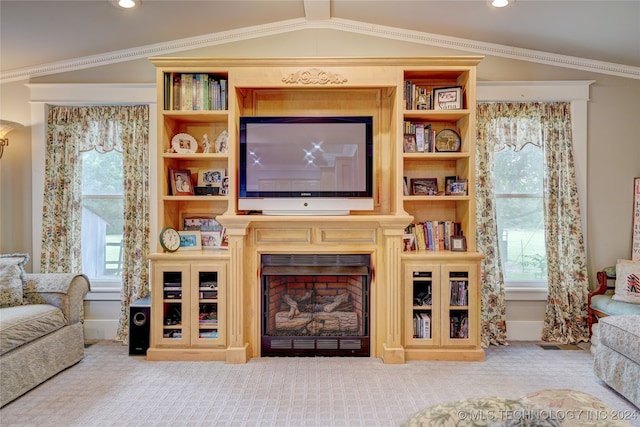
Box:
84, 320, 545, 343
506, 320, 543, 341
84, 319, 118, 341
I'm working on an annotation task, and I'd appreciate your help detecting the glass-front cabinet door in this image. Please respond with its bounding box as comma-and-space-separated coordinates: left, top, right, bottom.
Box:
151, 260, 226, 349
190, 262, 226, 348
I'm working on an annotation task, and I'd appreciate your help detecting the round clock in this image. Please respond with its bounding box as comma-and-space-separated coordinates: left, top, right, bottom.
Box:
159, 227, 181, 252
435, 129, 462, 152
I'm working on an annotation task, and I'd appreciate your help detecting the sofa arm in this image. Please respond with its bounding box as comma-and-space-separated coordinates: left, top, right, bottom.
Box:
22, 273, 90, 325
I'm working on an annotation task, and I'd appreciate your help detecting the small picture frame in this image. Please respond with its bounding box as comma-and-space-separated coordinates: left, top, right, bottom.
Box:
201, 230, 223, 249
415, 86, 431, 110
170, 169, 194, 196
449, 179, 468, 196
444, 176, 458, 196
220, 176, 230, 196
433, 86, 463, 110
403, 233, 417, 252
182, 215, 223, 232
403, 134, 417, 153
215, 130, 229, 153
411, 178, 438, 195
178, 230, 201, 251
197, 168, 225, 188
450, 236, 467, 252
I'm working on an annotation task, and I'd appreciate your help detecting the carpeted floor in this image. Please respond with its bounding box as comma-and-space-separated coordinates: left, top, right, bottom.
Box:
0, 341, 638, 426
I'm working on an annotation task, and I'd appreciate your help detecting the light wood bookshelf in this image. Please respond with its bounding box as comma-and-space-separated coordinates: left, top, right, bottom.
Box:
147, 57, 484, 362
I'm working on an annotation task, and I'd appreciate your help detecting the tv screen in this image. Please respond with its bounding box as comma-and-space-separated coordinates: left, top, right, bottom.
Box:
239, 116, 374, 215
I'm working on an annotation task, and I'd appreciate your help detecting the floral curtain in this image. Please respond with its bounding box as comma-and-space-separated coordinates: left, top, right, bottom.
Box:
44, 105, 150, 343
476, 103, 510, 346
476, 102, 589, 345
538, 103, 589, 343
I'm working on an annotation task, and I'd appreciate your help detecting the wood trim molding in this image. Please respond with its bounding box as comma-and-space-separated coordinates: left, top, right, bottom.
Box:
3, 18, 639, 84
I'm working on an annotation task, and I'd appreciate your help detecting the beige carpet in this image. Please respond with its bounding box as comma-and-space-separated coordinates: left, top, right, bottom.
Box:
0, 341, 638, 426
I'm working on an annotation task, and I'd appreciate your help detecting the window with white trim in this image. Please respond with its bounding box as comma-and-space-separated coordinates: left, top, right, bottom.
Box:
494, 140, 546, 287
80, 149, 123, 290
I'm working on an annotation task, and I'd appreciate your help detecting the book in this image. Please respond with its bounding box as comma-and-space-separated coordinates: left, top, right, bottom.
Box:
415, 123, 425, 152
172, 73, 181, 110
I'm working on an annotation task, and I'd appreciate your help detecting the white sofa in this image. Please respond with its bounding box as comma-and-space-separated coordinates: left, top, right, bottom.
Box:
0, 271, 90, 407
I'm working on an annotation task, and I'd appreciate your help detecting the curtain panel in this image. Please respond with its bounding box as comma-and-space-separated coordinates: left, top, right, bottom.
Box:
476, 102, 589, 346
43, 105, 150, 343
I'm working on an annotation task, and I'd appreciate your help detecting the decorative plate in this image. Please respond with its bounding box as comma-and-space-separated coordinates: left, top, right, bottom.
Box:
171, 133, 198, 154
435, 129, 461, 152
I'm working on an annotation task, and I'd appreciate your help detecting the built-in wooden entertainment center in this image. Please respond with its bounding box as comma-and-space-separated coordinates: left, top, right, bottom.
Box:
147, 57, 485, 363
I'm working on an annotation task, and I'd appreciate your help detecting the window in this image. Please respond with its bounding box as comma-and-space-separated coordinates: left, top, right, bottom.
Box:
477, 81, 592, 298
81, 149, 124, 289
494, 141, 546, 286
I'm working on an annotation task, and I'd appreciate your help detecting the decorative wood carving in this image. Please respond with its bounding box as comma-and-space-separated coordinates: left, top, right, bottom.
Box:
282, 68, 347, 85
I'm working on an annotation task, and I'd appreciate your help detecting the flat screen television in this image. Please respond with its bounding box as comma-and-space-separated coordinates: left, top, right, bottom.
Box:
239, 116, 374, 215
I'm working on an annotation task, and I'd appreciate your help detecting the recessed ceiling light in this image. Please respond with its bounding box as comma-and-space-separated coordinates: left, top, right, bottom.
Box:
112, 0, 140, 9
489, 0, 513, 7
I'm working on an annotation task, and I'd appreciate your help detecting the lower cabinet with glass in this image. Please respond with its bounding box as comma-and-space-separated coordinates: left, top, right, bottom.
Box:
403, 258, 484, 361
147, 255, 227, 361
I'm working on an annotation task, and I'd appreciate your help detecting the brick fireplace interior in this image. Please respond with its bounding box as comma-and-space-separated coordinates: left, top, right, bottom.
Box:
261, 254, 371, 357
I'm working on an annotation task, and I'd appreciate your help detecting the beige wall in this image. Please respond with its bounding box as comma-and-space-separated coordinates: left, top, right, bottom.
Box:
2, 30, 639, 341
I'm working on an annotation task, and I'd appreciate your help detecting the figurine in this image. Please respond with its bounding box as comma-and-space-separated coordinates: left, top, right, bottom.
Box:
201, 133, 211, 153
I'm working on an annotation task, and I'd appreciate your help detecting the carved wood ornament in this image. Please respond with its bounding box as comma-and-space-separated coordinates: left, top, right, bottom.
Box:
282, 68, 347, 85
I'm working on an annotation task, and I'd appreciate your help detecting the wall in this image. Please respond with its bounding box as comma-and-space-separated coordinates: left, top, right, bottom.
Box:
1, 29, 639, 342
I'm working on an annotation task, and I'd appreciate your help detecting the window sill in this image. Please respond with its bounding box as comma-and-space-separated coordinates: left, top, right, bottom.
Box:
504, 287, 548, 301
86, 288, 121, 301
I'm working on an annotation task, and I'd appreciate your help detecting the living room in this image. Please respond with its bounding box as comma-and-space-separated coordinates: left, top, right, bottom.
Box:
1, 1, 639, 424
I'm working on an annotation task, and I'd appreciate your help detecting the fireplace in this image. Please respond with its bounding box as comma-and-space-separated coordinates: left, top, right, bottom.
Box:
261, 254, 370, 357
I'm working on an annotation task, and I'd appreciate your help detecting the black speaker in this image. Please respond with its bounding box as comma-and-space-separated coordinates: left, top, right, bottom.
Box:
129, 296, 151, 356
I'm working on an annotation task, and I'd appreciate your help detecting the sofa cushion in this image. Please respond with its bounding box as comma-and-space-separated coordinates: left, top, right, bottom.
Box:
612, 259, 640, 304
598, 315, 640, 365
590, 294, 640, 316
0, 304, 66, 355
0, 253, 29, 308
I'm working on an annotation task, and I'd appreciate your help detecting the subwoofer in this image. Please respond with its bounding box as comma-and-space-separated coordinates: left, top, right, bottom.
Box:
129, 296, 151, 356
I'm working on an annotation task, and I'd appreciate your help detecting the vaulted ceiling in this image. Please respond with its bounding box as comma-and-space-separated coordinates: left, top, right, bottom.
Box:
1, 0, 639, 83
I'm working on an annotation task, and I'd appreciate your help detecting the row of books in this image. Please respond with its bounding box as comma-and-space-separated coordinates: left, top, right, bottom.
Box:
403, 121, 439, 153
405, 221, 462, 252
404, 81, 432, 110
413, 312, 431, 339
450, 313, 469, 339
449, 280, 469, 306
164, 73, 227, 111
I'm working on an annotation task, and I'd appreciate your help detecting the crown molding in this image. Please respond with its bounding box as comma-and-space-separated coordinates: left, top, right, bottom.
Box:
2, 17, 639, 84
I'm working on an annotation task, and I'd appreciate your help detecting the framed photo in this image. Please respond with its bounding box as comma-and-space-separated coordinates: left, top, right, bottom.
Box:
444, 176, 458, 195
178, 230, 201, 251
411, 178, 438, 196
171, 133, 198, 154
450, 236, 467, 252
632, 177, 640, 261
403, 134, 417, 153
433, 86, 463, 110
215, 130, 229, 153
220, 176, 230, 195
197, 168, 225, 187
201, 230, 223, 249
182, 214, 223, 232
403, 233, 417, 252
170, 169, 194, 195
449, 179, 468, 196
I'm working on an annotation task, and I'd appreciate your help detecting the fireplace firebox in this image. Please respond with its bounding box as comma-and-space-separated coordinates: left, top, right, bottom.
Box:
261, 254, 370, 357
